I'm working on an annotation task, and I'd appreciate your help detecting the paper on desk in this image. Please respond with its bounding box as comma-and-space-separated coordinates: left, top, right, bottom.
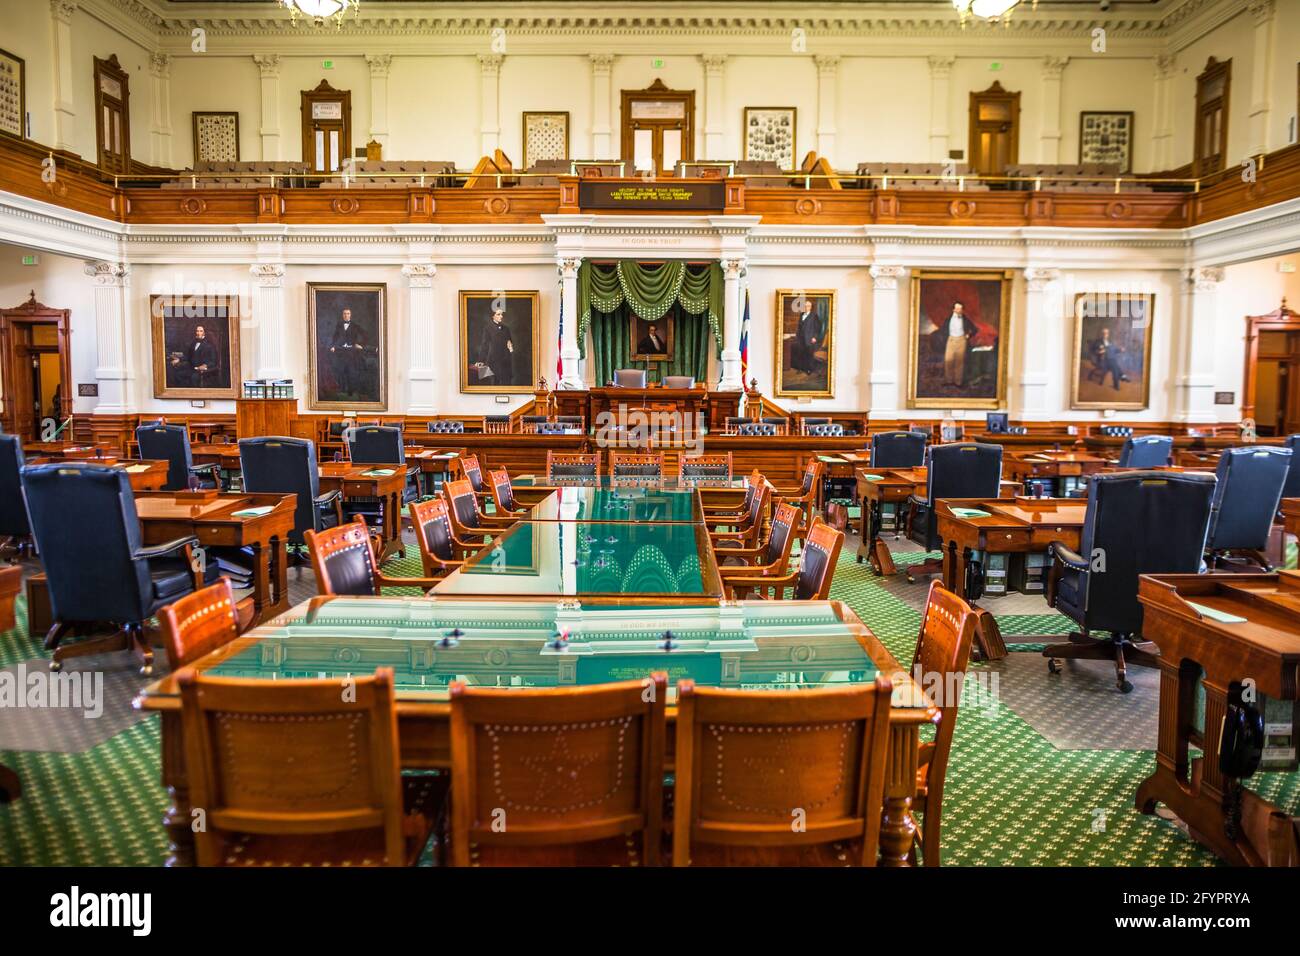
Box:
124, 464, 149, 473
950, 507, 993, 519
362, 468, 396, 477
1187, 601, 1248, 624
230, 506, 275, 518
818, 455, 847, 464
863, 474, 885, 482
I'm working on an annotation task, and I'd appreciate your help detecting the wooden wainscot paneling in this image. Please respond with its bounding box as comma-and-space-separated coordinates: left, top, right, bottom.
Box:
0, 137, 122, 221
282, 187, 412, 225
1193, 143, 1300, 225
1042, 191, 1190, 229
428, 186, 558, 223
124, 187, 260, 224
741, 187, 874, 225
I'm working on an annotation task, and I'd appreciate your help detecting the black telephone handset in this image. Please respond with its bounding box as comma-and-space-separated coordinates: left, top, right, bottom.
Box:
1219, 682, 1264, 780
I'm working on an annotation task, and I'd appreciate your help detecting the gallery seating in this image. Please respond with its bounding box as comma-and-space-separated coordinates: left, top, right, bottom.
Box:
1204, 446, 1293, 570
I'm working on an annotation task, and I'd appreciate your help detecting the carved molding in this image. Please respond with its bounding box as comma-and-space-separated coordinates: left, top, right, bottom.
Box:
1025, 267, 1061, 292
927, 55, 955, 78
85, 260, 130, 285
50, 0, 77, 25
401, 262, 437, 287
1041, 56, 1068, 79
558, 256, 581, 277
253, 53, 281, 78
365, 54, 392, 77
249, 262, 285, 287
700, 54, 727, 72
149, 52, 171, 78
869, 264, 905, 290
813, 55, 840, 77
1247, 0, 1276, 25
477, 54, 503, 76
721, 257, 745, 278
589, 53, 615, 72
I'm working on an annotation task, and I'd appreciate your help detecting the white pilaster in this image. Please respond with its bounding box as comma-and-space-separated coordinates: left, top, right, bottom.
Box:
250, 263, 286, 380
1151, 55, 1177, 172
1246, 0, 1276, 156
1039, 57, 1068, 164
589, 55, 614, 159
1018, 268, 1062, 419
927, 56, 954, 164
365, 54, 392, 155
253, 54, 281, 161
1175, 267, 1224, 423
868, 265, 905, 416
701, 55, 727, 161
50, 1, 77, 151
814, 56, 839, 161
478, 54, 502, 157
149, 53, 172, 168
558, 257, 582, 389
87, 261, 134, 415
719, 257, 744, 390
402, 263, 438, 415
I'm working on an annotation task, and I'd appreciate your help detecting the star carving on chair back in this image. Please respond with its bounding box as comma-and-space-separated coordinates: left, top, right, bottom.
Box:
486, 717, 631, 815
520, 732, 600, 806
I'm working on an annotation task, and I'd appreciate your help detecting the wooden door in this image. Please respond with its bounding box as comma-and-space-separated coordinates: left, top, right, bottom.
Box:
621, 79, 694, 176
1194, 58, 1231, 177
968, 82, 1019, 178
0, 294, 73, 440
94, 55, 130, 174
301, 80, 352, 174
1242, 301, 1300, 437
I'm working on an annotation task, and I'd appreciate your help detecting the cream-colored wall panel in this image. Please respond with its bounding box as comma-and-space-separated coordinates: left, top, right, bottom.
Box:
1169, 7, 1253, 169
386, 56, 479, 164
721, 57, 820, 166
1, 6, 53, 145
168, 57, 261, 167
70, 7, 154, 164
1268, 1, 1300, 152
948, 58, 1044, 165
1217, 253, 1300, 424
498, 55, 591, 168
273, 57, 371, 164
1059, 58, 1155, 173
610, 57, 706, 164
836, 58, 931, 167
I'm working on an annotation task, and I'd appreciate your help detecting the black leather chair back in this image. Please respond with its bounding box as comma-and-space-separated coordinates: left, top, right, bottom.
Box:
1208, 446, 1292, 551
1079, 472, 1215, 634
449, 487, 481, 530
926, 442, 1004, 503
415, 504, 456, 561
22, 463, 152, 623
871, 431, 927, 469
349, 426, 405, 465
320, 531, 379, 597
427, 421, 465, 434
1118, 435, 1172, 468
614, 369, 647, 388
239, 437, 321, 546
136, 424, 194, 491
1282, 434, 1300, 501
0, 435, 31, 537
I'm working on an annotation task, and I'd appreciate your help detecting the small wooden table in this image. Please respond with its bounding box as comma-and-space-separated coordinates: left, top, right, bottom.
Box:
856, 467, 928, 574
1003, 451, 1108, 497
1136, 571, 1300, 867
317, 462, 407, 562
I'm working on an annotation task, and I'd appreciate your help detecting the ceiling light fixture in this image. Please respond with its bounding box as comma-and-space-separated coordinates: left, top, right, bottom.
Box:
279, 0, 359, 29
952, 0, 1038, 27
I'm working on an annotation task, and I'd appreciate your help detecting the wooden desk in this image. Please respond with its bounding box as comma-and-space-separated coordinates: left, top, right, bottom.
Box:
1003, 451, 1108, 497
317, 462, 407, 562
1136, 572, 1300, 867
969, 432, 1081, 451
135, 594, 938, 867
22, 441, 114, 459
134, 492, 296, 625
25, 455, 171, 491
932, 497, 1087, 658
856, 467, 927, 575
552, 386, 741, 433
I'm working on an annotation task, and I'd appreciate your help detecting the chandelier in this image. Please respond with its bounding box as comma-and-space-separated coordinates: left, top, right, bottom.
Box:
279, 0, 359, 28
952, 0, 1038, 26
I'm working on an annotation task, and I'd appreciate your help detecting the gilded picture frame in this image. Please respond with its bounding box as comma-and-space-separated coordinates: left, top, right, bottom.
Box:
192, 110, 240, 163
743, 106, 797, 170
459, 290, 540, 394
150, 294, 241, 400
774, 289, 835, 398
630, 313, 674, 362
522, 111, 570, 168
1070, 291, 1154, 410
307, 282, 387, 411
0, 47, 25, 139
907, 270, 1012, 409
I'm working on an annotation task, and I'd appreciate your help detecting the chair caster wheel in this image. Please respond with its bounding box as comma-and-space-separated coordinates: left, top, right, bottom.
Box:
140, 664, 154, 677
1047, 658, 1060, 675
48, 660, 62, 672
1118, 679, 1133, 694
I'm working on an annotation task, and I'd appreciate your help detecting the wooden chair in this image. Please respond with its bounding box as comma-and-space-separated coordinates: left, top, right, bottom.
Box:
716, 502, 800, 597
724, 518, 844, 600
773, 459, 825, 531
609, 451, 665, 481
305, 516, 442, 596
546, 451, 600, 482
177, 666, 443, 866
702, 469, 763, 521
443, 478, 513, 543
408, 497, 478, 577
708, 481, 771, 551
680, 452, 732, 481
672, 677, 893, 866
487, 467, 529, 518
448, 674, 667, 866
157, 578, 255, 671
458, 454, 495, 508
909, 580, 978, 867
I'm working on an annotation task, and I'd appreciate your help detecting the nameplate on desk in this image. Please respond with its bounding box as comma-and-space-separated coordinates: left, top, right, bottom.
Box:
579, 181, 725, 211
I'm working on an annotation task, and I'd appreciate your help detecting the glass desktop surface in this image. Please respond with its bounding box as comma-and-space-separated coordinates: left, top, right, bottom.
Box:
513, 475, 745, 491
526, 485, 698, 523
433, 520, 718, 597
149, 597, 878, 701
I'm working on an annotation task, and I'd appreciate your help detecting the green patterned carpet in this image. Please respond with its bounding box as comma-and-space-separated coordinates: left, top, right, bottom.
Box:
2, 544, 1297, 866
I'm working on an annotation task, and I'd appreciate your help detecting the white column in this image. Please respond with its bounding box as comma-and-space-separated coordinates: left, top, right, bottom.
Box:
478, 55, 502, 157
402, 263, 438, 415
149, 53, 172, 167
927, 56, 954, 163
1151, 55, 1176, 172
719, 257, 744, 391
250, 263, 286, 380
1175, 267, 1224, 423
701, 55, 727, 160
589, 55, 614, 159
1039, 57, 1068, 164
253, 54, 281, 160
50, 1, 77, 151
814, 56, 839, 161
87, 261, 134, 415
558, 257, 582, 389
365, 54, 392, 156
868, 265, 905, 417
1246, 0, 1276, 156
1019, 268, 1062, 419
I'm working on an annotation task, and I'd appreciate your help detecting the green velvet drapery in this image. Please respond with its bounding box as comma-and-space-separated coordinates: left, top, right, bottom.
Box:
577, 260, 723, 384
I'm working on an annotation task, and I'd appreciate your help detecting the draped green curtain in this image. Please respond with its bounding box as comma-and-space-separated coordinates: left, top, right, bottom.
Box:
578, 260, 723, 384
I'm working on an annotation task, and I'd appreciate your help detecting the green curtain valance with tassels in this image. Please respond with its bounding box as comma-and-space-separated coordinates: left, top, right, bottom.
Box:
577, 260, 723, 359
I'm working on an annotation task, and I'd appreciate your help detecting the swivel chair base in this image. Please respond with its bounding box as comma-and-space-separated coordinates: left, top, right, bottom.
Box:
0, 764, 19, 803
46, 620, 155, 676
1043, 631, 1158, 694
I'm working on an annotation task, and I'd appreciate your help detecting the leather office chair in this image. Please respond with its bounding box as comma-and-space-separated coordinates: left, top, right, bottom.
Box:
348, 425, 421, 507
0, 435, 34, 558
1044, 471, 1216, 692
1205, 446, 1292, 570
534, 422, 568, 435
22, 462, 218, 674
736, 422, 778, 436
672, 676, 892, 866
1116, 435, 1173, 468
1280, 434, 1300, 503
609, 451, 665, 480
519, 414, 550, 433
238, 437, 344, 555
724, 416, 754, 434
663, 375, 695, 389
805, 423, 843, 437
871, 430, 928, 469
905, 442, 1003, 583
761, 417, 790, 434
427, 421, 465, 434
136, 424, 221, 491
554, 415, 585, 430
1097, 425, 1133, 438
613, 369, 648, 388
306, 517, 440, 596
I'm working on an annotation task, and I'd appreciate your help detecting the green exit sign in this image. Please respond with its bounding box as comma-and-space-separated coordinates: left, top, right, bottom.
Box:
21, 254, 38, 266
652, 58, 664, 69
989, 61, 1003, 71
322, 59, 334, 69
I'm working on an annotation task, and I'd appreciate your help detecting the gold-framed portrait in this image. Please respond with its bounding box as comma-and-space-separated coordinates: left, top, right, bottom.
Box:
630, 313, 673, 362
150, 294, 241, 400
307, 282, 387, 411
1070, 292, 1154, 410
908, 270, 1012, 409
774, 289, 835, 398
459, 290, 540, 394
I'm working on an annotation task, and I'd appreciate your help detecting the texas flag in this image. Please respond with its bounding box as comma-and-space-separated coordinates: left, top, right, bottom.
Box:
556, 289, 564, 379
739, 287, 751, 380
